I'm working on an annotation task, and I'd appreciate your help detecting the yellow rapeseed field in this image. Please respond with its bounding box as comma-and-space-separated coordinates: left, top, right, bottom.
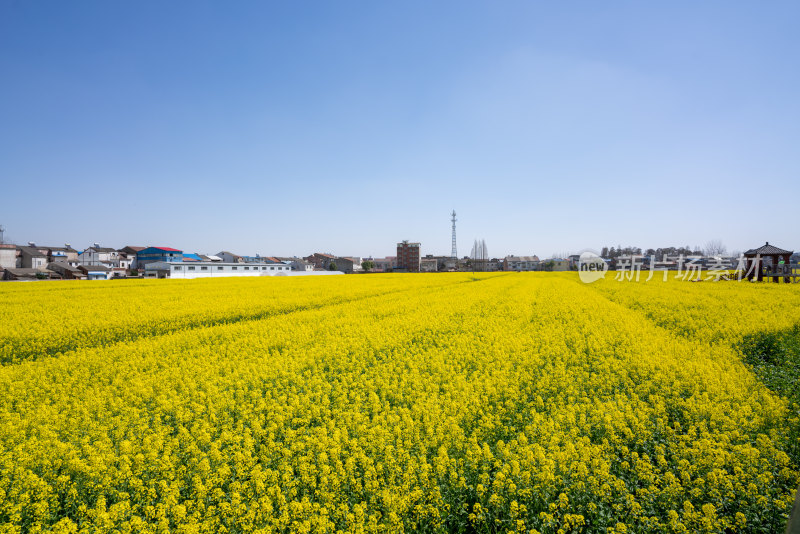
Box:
0, 273, 799, 533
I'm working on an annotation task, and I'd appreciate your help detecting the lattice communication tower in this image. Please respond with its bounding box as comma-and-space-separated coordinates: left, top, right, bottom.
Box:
451, 210, 457, 258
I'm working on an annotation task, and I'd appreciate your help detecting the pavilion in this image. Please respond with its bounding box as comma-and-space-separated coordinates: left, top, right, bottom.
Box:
742, 242, 795, 282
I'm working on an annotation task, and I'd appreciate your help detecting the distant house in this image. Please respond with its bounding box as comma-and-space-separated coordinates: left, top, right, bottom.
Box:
0, 244, 16, 270
119, 246, 146, 270
549, 259, 570, 271
333, 257, 362, 274
145, 261, 292, 279
115, 255, 133, 271
18, 246, 47, 269
78, 264, 114, 280
3, 267, 52, 281
20, 243, 53, 261
371, 257, 396, 272
47, 245, 79, 265
503, 256, 540, 271
182, 253, 203, 262
47, 262, 86, 280
568, 254, 581, 270
442, 257, 459, 271
419, 255, 458, 272
238, 255, 275, 264
80, 245, 119, 267
333, 257, 353, 273
272, 256, 314, 272
136, 247, 183, 269
119, 246, 146, 257
486, 258, 503, 272
289, 259, 314, 272
420, 258, 438, 272
304, 253, 336, 270
217, 251, 244, 263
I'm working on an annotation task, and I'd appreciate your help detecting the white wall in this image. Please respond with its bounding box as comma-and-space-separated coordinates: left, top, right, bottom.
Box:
169, 263, 291, 279
0, 249, 15, 270
290, 261, 314, 272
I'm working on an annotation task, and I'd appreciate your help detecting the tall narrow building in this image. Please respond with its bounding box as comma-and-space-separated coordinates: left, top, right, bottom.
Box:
396, 240, 421, 272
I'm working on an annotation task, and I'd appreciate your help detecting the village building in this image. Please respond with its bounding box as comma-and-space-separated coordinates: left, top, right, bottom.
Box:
0, 244, 16, 270
396, 241, 421, 272
144, 261, 292, 279
304, 252, 336, 270
503, 256, 540, 271
78, 264, 117, 280
368, 257, 395, 272
333, 257, 362, 274
420, 258, 438, 272
118, 246, 146, 270
136, 247, 183, 269
47, 245, 79, 265
215, 251, 244, 263
3, 268, 52, 281
47, 262, 86, 280
80, 245, 120, 267
18, 246, 47, 269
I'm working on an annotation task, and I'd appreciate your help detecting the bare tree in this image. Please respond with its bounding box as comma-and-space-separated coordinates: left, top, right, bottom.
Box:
703, 239, 727, 257
470, 239, 488, 272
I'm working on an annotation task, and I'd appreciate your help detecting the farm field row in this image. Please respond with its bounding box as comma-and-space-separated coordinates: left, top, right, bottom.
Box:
0, 273, 798, 533
0, 275, 471, 365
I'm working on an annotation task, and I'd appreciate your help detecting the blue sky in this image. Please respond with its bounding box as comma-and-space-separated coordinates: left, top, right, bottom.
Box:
1, 1, 798, 258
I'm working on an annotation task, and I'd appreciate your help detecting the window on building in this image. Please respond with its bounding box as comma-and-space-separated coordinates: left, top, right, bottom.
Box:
217, 266, 223, 270
201, 266, 208, 270
244, 267, 249, 270
232, 267, 237, 270
188, 266, 195, 271
174, 266, 182, 270
270, 266, 275, 270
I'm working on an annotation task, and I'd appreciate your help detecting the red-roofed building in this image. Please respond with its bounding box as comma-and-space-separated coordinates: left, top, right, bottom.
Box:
304, 252, 336, 270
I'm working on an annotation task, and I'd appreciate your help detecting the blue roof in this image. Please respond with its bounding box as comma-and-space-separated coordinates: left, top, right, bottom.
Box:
138, 247, 183, 255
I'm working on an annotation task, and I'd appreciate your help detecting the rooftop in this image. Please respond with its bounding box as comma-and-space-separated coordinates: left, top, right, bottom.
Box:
744, 242, 793, 256
18, 246, 45, 257
146, 260, 286, 269
141, 247, 182, 253
47, 262, 81, 273
3, 268, 47, 277
506, 255, 540, 262
79, 265, 111, 272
